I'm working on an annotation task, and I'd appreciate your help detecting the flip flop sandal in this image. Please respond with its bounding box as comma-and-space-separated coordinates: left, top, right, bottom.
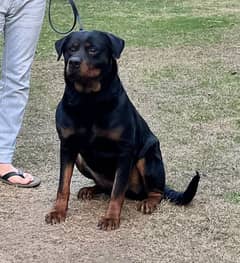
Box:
0, 169, 41, 188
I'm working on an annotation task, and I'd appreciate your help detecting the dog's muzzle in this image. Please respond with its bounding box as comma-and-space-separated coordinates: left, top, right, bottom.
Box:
68, 57, 81, 69
66, 56, 101, 79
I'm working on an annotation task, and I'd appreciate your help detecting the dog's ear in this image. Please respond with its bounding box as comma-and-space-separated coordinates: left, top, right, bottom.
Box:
55, 35, 68, 61
105, 33, 125, 59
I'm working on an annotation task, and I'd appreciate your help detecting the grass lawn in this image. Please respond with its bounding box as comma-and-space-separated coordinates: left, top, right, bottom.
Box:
38, 0, 240, 55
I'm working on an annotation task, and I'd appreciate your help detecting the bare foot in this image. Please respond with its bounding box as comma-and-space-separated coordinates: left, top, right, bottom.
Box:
0, 163, 33, 185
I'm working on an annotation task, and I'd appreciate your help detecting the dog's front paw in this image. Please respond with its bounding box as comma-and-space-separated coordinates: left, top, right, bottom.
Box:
97, 216, 120, 231
45, 209, 67, 224
137, 199, 158, 214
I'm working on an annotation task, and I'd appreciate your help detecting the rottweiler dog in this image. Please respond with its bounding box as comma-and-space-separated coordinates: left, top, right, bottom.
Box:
45, 30, 200, 230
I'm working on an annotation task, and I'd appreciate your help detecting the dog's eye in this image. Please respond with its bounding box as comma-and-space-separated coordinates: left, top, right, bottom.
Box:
69, 47, 77, 52
69, 43, 80, 52
88, 47, 98, 55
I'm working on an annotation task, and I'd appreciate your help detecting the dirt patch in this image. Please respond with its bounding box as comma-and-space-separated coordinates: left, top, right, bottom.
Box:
0, 41, 240, 262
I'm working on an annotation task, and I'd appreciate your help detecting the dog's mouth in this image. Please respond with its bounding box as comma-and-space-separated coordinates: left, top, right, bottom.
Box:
66, 59, 102, 93
66, 59, 101, 80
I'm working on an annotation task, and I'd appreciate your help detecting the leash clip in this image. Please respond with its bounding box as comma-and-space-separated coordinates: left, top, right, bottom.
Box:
68, 0, 83, 31
48, 0, 83, 35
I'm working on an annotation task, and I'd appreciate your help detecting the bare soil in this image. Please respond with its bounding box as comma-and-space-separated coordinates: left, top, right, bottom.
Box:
0, 42, 240, 262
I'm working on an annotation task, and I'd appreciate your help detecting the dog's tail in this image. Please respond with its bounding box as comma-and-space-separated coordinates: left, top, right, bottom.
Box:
164, 171, 200, 205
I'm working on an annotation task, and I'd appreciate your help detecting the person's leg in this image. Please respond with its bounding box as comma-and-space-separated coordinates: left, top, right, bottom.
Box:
0, 0, 46, 184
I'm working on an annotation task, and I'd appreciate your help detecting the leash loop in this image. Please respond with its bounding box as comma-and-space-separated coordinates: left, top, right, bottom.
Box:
48, 0, 83, 35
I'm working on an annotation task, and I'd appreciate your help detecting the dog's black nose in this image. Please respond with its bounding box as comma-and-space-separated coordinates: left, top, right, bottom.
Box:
68, 57, 81, 68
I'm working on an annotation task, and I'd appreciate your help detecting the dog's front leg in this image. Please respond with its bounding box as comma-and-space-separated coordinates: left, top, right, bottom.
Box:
45, 142, 77, 224
98, 155, 133, 231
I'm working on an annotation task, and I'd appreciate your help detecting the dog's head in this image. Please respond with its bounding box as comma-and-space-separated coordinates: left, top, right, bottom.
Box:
55, 30, 124, 93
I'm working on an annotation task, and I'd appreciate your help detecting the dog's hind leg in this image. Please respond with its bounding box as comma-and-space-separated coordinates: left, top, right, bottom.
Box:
136, 144, 165, 214
77, 185, 104, 200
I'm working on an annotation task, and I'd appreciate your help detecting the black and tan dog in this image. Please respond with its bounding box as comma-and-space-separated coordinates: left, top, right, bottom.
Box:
45, 30, 200, 230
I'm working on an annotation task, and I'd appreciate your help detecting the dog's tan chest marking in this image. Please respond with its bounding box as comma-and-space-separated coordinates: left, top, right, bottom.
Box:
60, 127, 75, 138
92, 125, 123, 141
60, 127, 87, 139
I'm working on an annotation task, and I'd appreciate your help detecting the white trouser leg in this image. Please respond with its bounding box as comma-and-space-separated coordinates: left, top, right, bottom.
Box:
0, 0, 46, 163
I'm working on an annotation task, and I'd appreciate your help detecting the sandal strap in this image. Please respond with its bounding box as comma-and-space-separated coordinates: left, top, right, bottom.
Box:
17, 169, 24, 177
1, 170, 25, 181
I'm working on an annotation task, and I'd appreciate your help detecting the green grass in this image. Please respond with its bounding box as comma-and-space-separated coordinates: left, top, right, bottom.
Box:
1, 0, 240, 57
36, 0, 240, 57
225, 192, 240, 204
143, 60, 240, 124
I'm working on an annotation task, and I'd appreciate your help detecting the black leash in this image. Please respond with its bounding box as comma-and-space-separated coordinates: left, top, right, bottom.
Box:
48, 0, 83, 34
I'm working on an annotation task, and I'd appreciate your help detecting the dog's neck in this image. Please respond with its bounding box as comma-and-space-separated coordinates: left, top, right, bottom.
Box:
63, 73, 123, 112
